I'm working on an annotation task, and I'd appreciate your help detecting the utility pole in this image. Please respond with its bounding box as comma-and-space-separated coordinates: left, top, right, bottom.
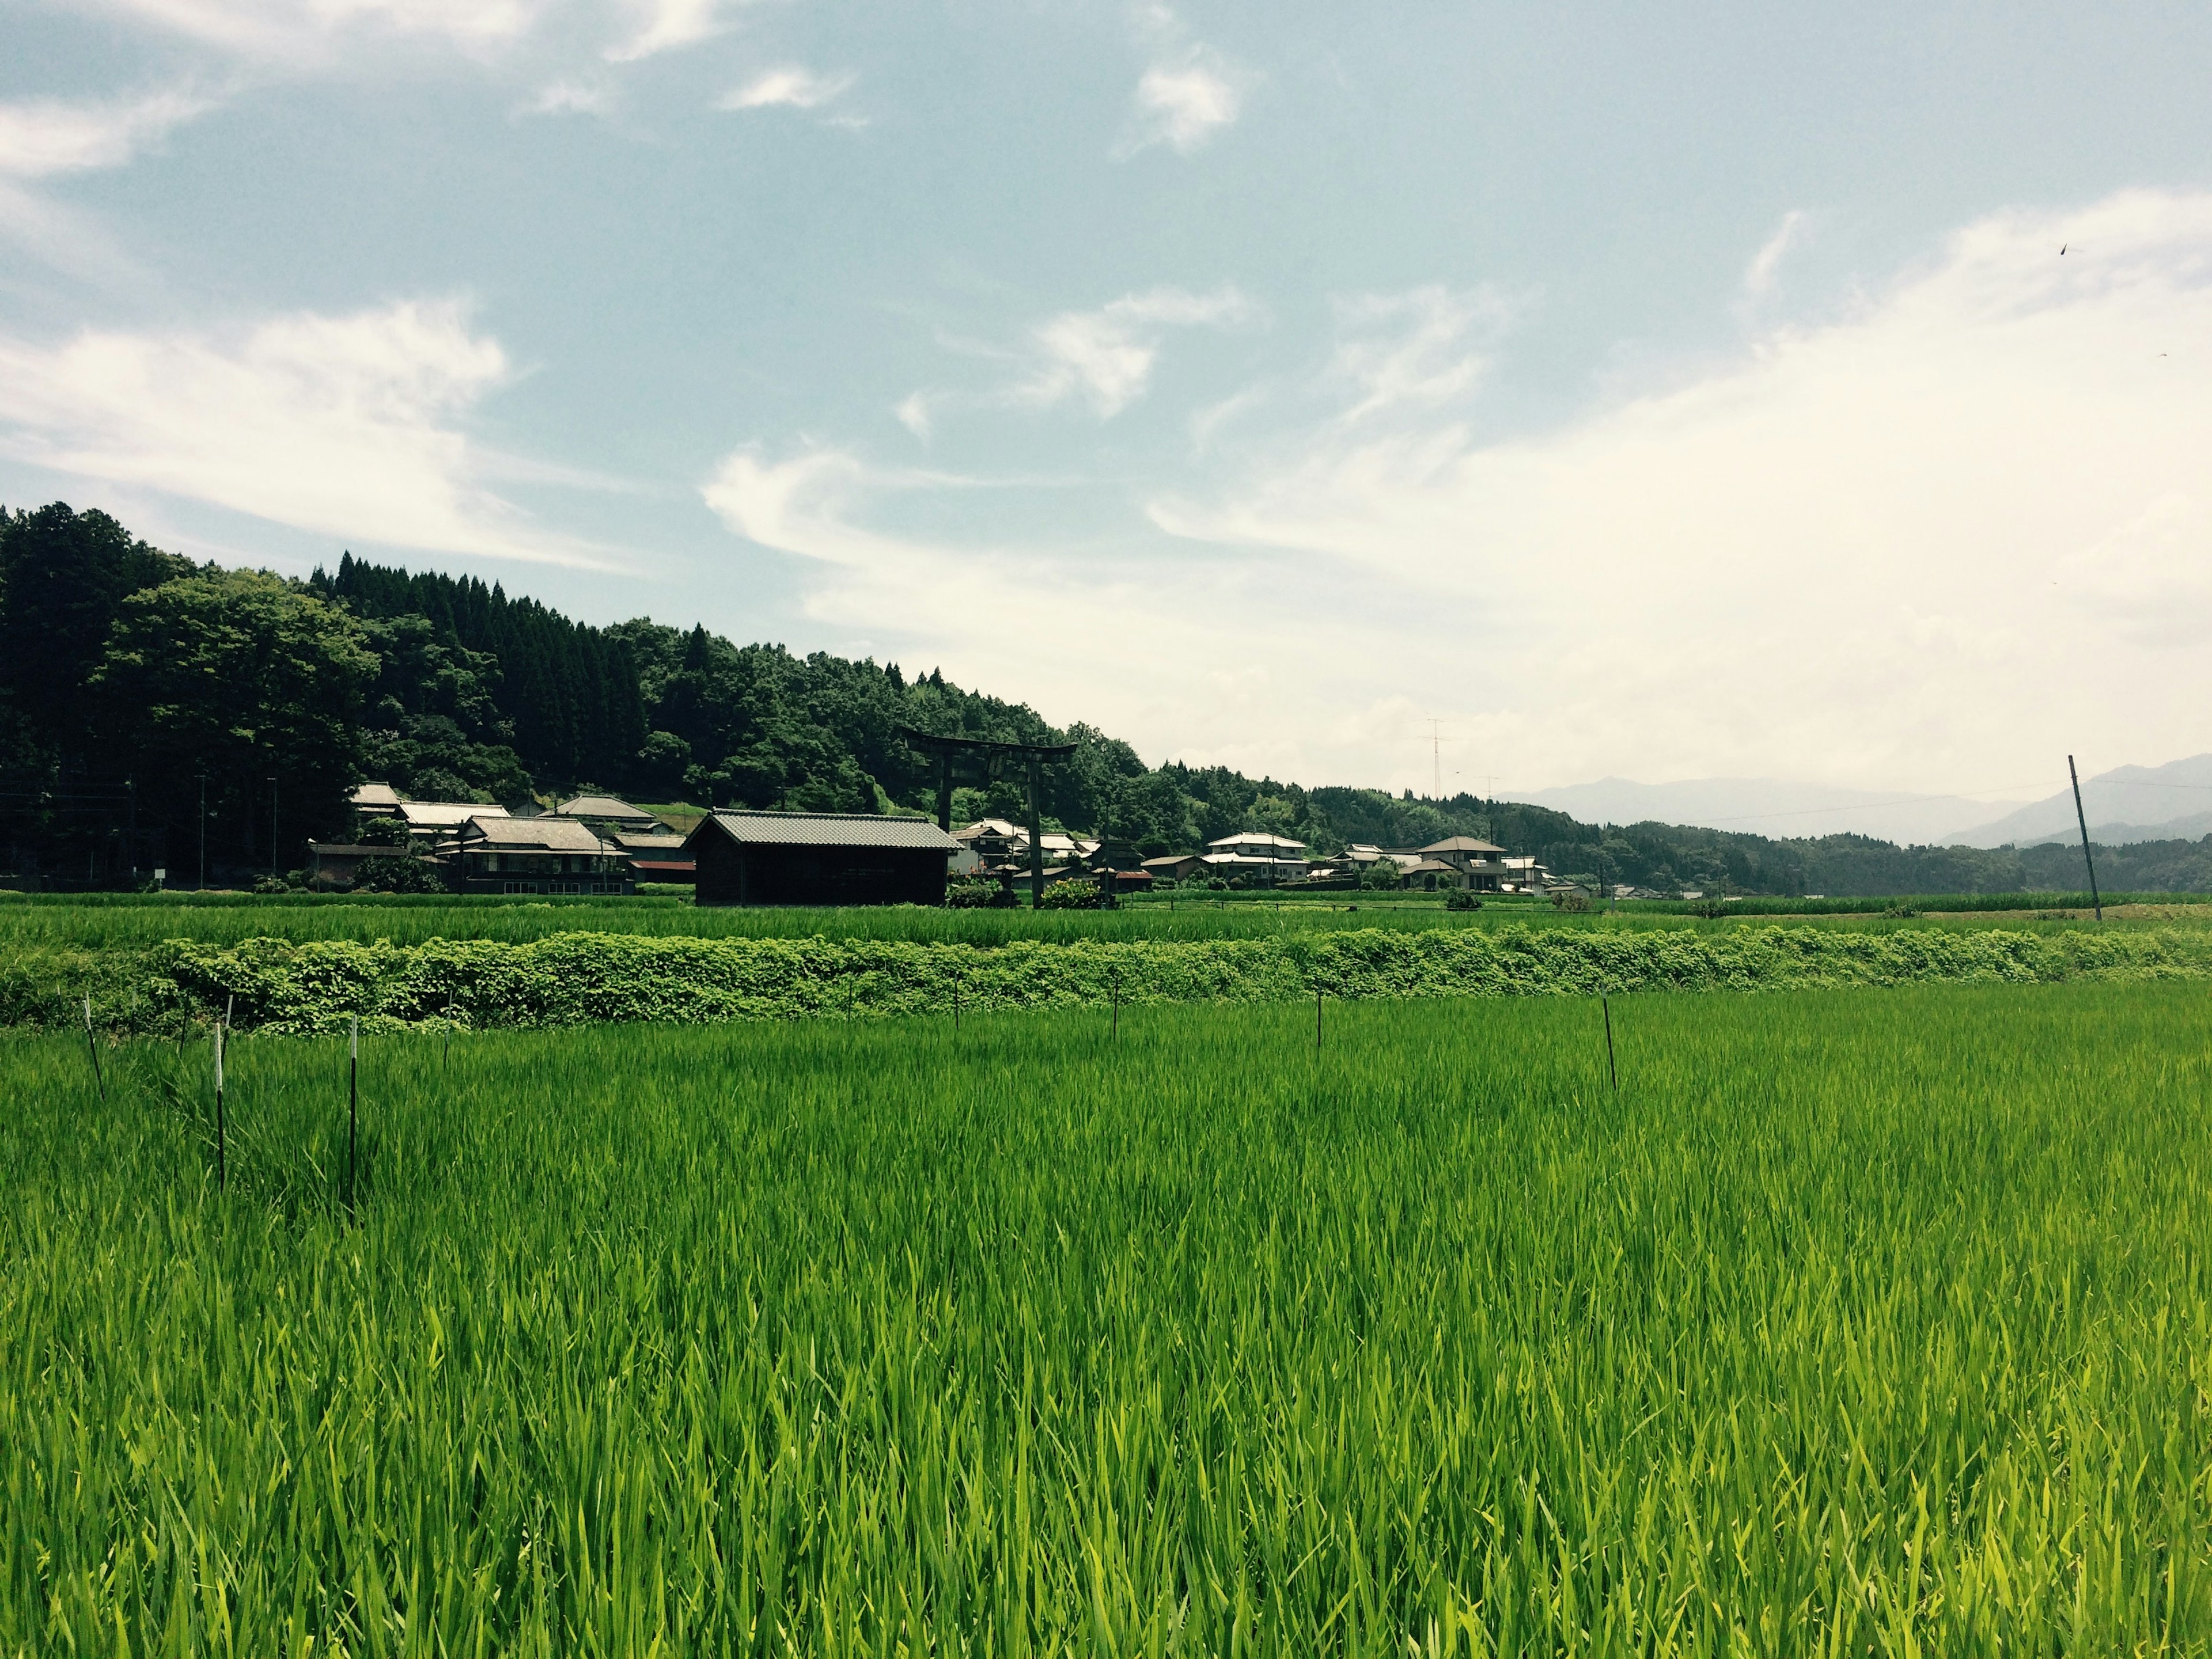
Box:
2067, 755, 2103, 922
198, 777, 207, 889
268, 776, 279, 878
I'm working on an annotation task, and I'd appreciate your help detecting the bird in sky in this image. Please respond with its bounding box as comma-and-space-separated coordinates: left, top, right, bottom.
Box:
2060, 243, 2067, 255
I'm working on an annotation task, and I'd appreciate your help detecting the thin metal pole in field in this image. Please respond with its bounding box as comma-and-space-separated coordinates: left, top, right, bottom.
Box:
1111, 971, 1119, 1040
213, 1021, 226, 1190
348, 1014, 359, 1209
442, 992, 453, 1070
953, 974, 960, 1034
2067, 755, 2103, 922
1602, 996, 1618, 1092
82, 995, 105, 1101
1316, 986, 1323, 1051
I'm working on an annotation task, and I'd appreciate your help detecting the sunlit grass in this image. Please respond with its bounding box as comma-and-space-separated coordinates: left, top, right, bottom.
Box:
4, 983, 2210, 1651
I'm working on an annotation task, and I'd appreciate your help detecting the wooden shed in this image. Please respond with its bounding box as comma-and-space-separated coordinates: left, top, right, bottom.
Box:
685, 811, 961, 907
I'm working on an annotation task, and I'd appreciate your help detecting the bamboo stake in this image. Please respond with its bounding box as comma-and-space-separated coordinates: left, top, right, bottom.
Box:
1602, 996, 1618, 1092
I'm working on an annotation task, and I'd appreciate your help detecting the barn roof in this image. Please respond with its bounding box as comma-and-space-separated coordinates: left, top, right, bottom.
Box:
692, 812, 960, 851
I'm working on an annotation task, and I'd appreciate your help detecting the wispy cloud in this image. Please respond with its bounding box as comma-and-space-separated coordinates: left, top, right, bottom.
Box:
605, 0, 728, 63
0, 88, 219, 179
1744, 209, 1808, 298
517, 78, 615, 117
1115, 5, 1244, 157
85, 0, 544, 60
698, 445, 1347, 766
1152, 190, 2212, 791
718, 66, 857, 112
0, 300, 609, 567
1021, 285, 1254, 418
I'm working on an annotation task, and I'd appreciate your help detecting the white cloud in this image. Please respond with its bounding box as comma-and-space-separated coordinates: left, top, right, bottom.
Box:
87, 0, 543, 59
1123, 58, 1240, 155
519, 78, 615, 116
1152, 189, 2212, 794
1323, 285, 1512, 427
718, 66, 857, 112
1022, 285, 1253, 417
894, 392, 933, 440
698, 446, 1355, 765
1744, 210, 1808, 298
605, 0, 728, 62
0, 300, 607, 567
1114, 7, 1243, 158
0, 89, 218, 179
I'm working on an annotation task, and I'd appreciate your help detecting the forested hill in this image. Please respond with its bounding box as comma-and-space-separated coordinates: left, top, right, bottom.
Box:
3, 501, 2208, 894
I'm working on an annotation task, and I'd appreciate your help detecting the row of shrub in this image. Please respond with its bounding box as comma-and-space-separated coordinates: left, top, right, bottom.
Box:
15, 923, 2210, 1036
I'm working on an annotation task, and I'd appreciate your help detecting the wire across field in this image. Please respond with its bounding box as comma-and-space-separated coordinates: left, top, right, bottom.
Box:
5, 982, 2209, 1652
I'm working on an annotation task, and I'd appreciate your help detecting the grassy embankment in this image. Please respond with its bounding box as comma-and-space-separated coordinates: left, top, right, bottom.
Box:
5, 983, 2209, 1650
7, 891, 2211, 1034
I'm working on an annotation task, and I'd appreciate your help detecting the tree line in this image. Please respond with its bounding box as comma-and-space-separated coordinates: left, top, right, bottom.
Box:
3, 501, 2206, 893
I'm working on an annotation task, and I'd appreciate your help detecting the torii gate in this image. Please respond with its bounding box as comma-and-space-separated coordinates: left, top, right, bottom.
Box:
896, 726, 1077, 906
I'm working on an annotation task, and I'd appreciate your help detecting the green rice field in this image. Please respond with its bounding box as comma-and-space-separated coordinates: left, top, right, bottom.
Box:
5, 980, 2210, 1652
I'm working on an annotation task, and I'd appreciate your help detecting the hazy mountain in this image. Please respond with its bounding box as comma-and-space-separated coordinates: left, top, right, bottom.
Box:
1503, 777, 2035, 845
1942, 755, 2212, 847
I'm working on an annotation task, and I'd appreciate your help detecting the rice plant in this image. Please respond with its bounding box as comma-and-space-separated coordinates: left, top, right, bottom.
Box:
3, 982, 2208, 1653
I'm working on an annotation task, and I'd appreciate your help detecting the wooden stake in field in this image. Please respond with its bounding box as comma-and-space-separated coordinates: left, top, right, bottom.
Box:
1316, 986, 1323, 1051
348, 1013, 359, 1210
1111, 970, 1119, 1040
1603, 995, 1618, 1092
82, 995, 105, 1101
442, 991, 453, 1070
2068, 755, 2104, 923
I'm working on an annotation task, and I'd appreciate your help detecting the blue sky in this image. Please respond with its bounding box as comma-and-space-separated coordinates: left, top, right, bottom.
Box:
3, 1, 2209, 809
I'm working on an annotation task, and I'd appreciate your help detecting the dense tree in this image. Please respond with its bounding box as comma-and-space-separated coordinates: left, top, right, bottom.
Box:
3, 503, 2207, 893
0, 505, 190, 771
92, 569, 378, 869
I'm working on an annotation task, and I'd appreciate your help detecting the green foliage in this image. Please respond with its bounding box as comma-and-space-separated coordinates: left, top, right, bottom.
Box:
5, 984, 2211, 1648
106, 920, 2212, 1035
1443, 887, 1483, 911
351, 854, 446, 895
357, 816, 412, 847
1035, 877, 1107, 910
94, 566, 380, 859
942, 877, 1009, 910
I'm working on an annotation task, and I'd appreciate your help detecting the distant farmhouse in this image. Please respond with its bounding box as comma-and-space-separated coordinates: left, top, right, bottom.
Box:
688, 812, 961, 907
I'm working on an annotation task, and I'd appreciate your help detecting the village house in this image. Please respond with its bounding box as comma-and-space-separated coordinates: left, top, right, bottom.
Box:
452, 814, 632, 895
1202, 831, 1309, 885
1416, 835, 1511, 892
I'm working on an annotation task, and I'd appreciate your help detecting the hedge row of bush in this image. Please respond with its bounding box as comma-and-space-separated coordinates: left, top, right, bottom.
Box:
17, 923, 2210, 1036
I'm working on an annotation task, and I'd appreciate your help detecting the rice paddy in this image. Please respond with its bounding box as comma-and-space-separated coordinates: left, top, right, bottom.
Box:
5, 980, 2209, 1652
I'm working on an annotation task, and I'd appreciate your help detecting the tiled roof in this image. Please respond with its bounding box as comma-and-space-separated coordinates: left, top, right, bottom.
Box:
400, 801, 511, 827
558, 795, 656, 819
1421, 835, 1506, 854
696, 812, 960, 851
350, 782, 402, 809
1207, 831, 1308, 850
461, 816, 609, 853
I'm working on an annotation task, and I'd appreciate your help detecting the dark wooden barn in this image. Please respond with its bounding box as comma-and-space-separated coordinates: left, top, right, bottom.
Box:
684, 811, 962, 907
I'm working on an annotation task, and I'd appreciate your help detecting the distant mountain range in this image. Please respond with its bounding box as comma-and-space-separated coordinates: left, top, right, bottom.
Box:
1942, 753, 2212, 848
1509, 754, 2212, 848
